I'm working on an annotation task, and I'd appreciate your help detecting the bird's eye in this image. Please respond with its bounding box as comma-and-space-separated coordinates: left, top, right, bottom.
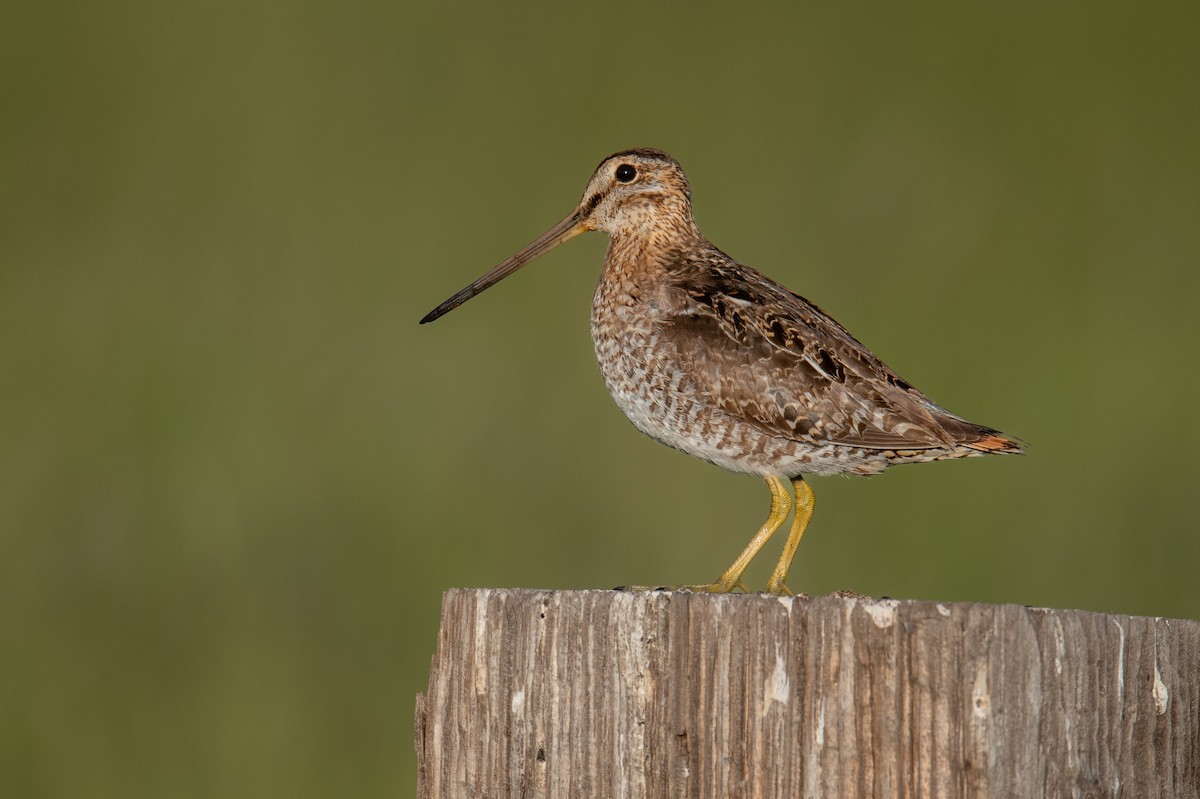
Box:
614, 164, 637, 183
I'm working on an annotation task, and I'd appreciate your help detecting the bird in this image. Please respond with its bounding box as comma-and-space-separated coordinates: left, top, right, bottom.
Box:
420, 148, 1022, 595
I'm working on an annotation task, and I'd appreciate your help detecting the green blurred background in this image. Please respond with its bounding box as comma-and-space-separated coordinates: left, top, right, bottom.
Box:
2, 1, 1197, 795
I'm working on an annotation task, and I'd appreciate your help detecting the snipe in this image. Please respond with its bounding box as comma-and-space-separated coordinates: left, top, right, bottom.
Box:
421, 148, 1022, 595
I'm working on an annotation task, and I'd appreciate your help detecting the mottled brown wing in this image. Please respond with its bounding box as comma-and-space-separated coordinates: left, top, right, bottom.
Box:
660, 257, 983, 451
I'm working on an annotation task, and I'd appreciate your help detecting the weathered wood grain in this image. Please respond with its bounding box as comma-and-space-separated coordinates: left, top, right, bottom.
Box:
415, 589, 1199, 798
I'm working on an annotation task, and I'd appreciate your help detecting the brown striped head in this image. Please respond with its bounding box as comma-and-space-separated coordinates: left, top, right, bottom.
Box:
576, 148, 695, 237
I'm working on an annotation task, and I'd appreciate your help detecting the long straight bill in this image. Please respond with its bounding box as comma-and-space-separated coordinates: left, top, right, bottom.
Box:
420, 210, 587, 324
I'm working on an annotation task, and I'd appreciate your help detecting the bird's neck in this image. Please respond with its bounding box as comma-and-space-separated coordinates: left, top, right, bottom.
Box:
604, 207, 704, 277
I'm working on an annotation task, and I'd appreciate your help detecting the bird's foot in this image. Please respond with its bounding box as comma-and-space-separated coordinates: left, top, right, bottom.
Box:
615, 578, 772, 594
764, 579, 794, 596
677, 577, 750, 594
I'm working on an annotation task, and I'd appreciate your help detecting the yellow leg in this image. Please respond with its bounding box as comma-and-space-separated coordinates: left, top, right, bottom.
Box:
765, 476, 816, 595
685, 475, 792, 593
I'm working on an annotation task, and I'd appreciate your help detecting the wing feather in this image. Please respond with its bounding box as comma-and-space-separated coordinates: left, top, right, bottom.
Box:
658, 256, 989, 451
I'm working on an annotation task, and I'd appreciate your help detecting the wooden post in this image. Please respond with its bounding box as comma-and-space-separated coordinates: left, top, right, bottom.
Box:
415, 589, 1200, 798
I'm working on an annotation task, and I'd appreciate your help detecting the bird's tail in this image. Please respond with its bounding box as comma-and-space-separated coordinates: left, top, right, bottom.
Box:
964, 432, 1025, 455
